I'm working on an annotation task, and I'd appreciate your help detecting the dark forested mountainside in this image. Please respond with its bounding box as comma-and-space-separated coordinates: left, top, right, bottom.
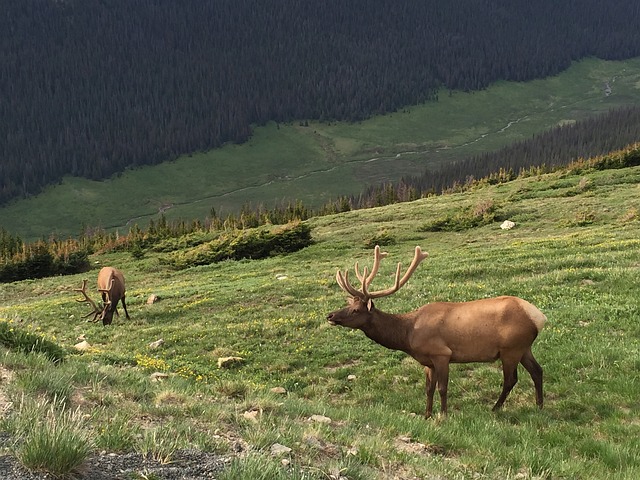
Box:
2, 0, 640, 206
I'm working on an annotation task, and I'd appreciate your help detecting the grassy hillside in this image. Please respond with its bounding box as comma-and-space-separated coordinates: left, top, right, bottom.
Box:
1, 164, 639, 478
3, 57, 640, 241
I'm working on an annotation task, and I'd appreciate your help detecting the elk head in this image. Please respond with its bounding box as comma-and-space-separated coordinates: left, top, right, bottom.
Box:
327, 245, 429, 329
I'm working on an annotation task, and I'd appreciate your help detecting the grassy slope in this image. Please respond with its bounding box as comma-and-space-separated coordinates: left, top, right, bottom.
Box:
2, 57, 640, 241
1, 164, 639, 478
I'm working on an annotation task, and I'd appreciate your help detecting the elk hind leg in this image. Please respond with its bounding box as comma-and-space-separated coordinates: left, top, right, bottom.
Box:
121, 296, 131, 320
493, 353, 520, 411
520, 348, 543, 409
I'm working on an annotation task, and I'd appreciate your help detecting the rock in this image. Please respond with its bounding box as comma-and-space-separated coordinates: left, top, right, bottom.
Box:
500, 220, 516, 230
150, 372, 169, 382
148, 338, 164, 349
74, 340, 91, 351
146, 294, 160, 305
309, 414, 332, 424
242, 410, 259, 423
217, 356, 244, 368
270, 443, 292, 456
347, 374, 357, 381
270, 387, 287, 394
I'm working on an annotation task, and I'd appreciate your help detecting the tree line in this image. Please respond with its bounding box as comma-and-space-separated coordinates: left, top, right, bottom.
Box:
2, 0, 640, 205
2, 105, 640, 283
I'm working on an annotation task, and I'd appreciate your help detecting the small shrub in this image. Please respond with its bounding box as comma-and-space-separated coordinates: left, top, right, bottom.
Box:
620, 207, 638, 223
166, 222, 313, 269
363, 231, 396, 249
571, 210, 597, 226
419, 199, 501, 232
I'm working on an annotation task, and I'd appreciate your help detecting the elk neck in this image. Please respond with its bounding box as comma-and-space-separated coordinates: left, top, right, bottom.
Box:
361, 307, 415, 353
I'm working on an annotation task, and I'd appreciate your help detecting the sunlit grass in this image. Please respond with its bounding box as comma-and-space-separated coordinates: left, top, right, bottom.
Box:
0, 165, 639, 478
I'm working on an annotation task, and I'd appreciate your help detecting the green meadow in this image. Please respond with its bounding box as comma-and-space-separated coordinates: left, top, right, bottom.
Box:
2, 57, 640, 240
1, 163, 639, 478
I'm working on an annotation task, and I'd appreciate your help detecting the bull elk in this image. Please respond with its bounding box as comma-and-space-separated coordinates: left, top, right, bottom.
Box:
74, 267, 130, 326
326, 246, 546, 417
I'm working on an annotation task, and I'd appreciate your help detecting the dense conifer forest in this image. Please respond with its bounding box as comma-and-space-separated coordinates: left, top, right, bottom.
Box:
2, 0, 640, 205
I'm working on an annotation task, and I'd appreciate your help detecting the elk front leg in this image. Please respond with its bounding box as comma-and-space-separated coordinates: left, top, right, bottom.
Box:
432, 356, 451, 416
424, 366, 436, 418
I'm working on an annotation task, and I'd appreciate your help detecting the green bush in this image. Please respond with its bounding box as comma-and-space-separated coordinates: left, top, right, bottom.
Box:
167, 222, 313, 269
364, 231, 396, 249
419, 199, 501, 232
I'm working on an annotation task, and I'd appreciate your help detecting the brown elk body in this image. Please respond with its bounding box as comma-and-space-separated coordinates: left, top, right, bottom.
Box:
326, 246, 546, 418
74, 267, 130, 326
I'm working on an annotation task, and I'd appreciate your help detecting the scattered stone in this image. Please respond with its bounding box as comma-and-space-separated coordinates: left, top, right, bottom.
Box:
148, 338, 165, 349
242, 410, 259, 423
347, 374, 357, 381
0, 448, 229, 480
217, 356, 244, 369
149, 372, 169, 382
146, 294, 160, 305
270, 443, 292, 456
500, 220, 516, 230
74, 340, 91, 351
275, 274, 288, 280
270, 386, 287, 394
309, 414, 332, 424
581, 279, 596, 286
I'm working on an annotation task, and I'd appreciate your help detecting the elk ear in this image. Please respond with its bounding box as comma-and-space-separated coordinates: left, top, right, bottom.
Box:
366, 299, 374, 312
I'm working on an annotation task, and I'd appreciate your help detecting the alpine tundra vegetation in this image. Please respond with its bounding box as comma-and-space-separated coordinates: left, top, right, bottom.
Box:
1, 162, 639, 479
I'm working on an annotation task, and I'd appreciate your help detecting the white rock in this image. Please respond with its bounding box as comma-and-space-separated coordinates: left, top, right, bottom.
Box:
500, 220, 516, 230
73, 340, 91, 351
150, 372, 169, 381
217, 356, 244, 368
309, 414, 332, 424
270, 443, 292, 456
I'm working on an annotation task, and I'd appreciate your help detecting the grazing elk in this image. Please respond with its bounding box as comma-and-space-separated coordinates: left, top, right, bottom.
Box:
74, 267, 130, 326
326, 246, 546, 418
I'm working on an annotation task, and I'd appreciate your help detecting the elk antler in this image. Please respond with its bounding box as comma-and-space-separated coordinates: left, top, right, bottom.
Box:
336, 246, 429, 301
354, 245, 388, 289
73, 279, 104, 323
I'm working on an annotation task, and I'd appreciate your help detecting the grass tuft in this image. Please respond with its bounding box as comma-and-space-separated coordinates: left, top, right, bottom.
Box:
7, 396, 92, 477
